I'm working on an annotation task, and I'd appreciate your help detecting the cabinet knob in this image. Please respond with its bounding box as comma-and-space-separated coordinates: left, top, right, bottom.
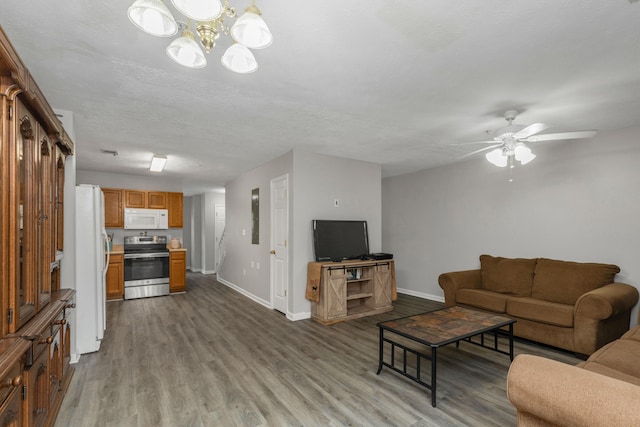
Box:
270, 250, 276, 255
1, 374, 22, 388
40, 336, 53, 345
53, 319, 67, 326
65, 303, 76, 309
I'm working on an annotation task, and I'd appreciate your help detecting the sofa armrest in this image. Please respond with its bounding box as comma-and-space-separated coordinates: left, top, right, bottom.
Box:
575, 283, 639, 320
438, 269, 481, 307
507, 354, 640, 427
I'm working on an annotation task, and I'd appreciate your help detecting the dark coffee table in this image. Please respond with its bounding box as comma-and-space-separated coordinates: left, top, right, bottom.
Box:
376, 306, 516, 407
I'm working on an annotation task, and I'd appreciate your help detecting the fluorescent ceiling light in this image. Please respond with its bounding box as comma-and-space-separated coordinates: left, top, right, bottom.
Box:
150, 154, 167, 172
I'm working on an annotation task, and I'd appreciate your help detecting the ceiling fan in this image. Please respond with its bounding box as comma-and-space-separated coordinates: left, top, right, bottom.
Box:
459, 110, 597, 167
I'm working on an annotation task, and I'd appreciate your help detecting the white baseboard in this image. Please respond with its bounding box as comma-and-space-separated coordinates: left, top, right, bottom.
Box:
189, 267, 202, 273
70, 353, 81, 364
216, 277, 272, 309
397, 287, 445, 303
202, 269, 216, 275
288, 311, 311, 321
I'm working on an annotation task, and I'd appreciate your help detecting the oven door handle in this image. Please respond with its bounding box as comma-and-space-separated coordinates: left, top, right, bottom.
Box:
124, 253, 170, 259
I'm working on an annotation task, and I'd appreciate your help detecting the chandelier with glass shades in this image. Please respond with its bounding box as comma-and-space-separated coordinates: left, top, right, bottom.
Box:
127, 0, 272, 73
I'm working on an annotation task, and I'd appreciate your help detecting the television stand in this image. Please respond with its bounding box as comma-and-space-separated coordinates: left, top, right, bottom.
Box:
309, 259, 395, 325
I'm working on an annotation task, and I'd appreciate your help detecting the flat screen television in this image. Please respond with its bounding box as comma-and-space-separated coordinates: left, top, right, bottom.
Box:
313, 220, 369, 262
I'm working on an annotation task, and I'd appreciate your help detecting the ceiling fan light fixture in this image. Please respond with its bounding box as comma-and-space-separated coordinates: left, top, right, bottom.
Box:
127, 0, 178, 37
486, 148, 508, 167
514, 143, 536, 165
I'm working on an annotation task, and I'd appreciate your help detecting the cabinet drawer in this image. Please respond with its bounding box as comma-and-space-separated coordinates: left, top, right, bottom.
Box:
0, 362, 22, 409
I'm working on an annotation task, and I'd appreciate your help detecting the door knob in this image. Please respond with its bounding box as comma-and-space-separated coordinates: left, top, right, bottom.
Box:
270, 250, 276, 255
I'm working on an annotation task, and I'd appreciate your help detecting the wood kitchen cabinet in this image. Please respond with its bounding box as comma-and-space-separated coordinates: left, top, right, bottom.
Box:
1, 28, 76, 427
103, 188, 124, 228
147, 191, 167, 209
106, 253, 124, 300
124, 189, 146, 208
167, 192, 184, 228
170, 251, 187, 293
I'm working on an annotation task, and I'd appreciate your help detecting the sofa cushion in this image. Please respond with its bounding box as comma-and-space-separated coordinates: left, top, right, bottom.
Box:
456, 289, 508, 313
531, 258, 620, 305
506, 297, 574, 327
621, 326, 640, 342
479, 255, 536, 296
581, 338, 640, 384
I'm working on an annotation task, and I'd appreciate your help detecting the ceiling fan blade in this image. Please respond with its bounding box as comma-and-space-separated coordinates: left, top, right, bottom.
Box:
525, 130, 597, 142
460, 144, 501, 159
512, 122, 549, 139
451, 140, 498, 146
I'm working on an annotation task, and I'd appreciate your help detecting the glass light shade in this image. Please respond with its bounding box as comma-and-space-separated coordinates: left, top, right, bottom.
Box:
166, 30, 207, 68
230, 11, 273, 49
514, 144, 536, 165
171, 0, 222, 21
128, 0, 178, 37
221, 43, 258, 73
486, 148, 508, 167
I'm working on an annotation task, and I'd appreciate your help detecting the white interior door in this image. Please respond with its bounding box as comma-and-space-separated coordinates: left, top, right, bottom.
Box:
270, 174, 289, 314
214, 204, 225, 271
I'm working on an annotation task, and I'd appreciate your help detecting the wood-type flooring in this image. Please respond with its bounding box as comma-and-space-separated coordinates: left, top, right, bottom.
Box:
56, 272, 579, 426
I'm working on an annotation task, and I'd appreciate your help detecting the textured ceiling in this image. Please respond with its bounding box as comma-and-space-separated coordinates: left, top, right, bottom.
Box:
1, 1, 639, 195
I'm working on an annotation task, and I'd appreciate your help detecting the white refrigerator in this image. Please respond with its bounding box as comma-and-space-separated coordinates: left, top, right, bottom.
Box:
75, 184, 109, 354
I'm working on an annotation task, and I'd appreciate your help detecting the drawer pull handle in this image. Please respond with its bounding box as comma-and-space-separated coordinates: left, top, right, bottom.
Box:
53, 319, 67, 326
65, 303, 76, 309
1, 374, 23, 388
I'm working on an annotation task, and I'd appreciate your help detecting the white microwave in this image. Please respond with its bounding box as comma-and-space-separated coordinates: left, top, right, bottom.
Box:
124, 208, 169, 230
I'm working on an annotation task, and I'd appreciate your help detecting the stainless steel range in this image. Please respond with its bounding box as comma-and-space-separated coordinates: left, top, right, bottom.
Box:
124, 235, 170, 300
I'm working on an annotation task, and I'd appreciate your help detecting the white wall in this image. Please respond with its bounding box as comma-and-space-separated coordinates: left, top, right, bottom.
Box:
203, 192, 225, 273
220, 149, 382, 319
382, 126, 640, 325
291, 150, 382, 316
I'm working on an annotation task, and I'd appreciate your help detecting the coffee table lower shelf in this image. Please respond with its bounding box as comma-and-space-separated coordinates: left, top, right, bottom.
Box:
376, 307, 515, 407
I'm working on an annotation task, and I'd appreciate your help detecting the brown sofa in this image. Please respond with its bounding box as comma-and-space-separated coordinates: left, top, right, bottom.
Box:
438, 255, 638, 355
507, 313, 640, 427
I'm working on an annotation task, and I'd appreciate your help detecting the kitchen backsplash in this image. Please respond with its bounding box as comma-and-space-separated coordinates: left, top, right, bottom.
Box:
106, 228, 184, 246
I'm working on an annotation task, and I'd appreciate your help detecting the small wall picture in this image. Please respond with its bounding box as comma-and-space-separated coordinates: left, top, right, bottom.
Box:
251, 187, 259, 244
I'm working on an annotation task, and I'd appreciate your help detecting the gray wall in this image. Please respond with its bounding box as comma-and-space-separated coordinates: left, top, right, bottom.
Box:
382, 126, 640, 325
219, 151, 293, 305
291, 150, 382, 316
76, 170, 182, 192
76, 170, 184, 245
184, 196, 192, 268
220, 149, 382, 318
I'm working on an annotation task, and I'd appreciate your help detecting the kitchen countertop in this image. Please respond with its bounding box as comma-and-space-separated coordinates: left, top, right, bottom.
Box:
168, 246, 187, 252
109, 244, 124, 255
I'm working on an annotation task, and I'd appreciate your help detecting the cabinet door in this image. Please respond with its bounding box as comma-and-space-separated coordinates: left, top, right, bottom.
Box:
37, 128, 52, 310
169, 251, 186, 293
11, 98, 39, 332
124, 190, 146, 208
55, 148, 65, 253
24, 346, 50, 427
0, 361, 23, 427
106, 254, 124, 300
147, 191, 167, 209
167, 192, 183, 228
102, 188, 123, 228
